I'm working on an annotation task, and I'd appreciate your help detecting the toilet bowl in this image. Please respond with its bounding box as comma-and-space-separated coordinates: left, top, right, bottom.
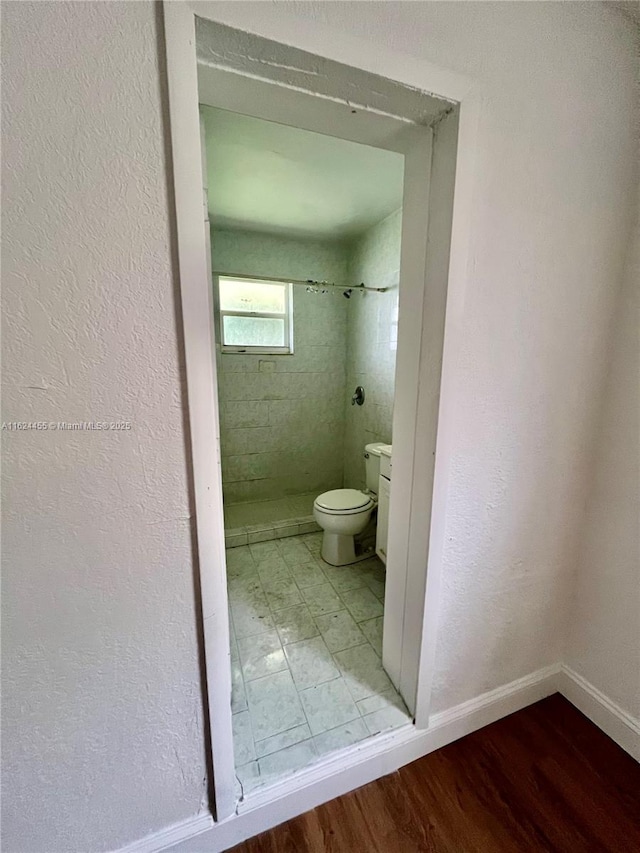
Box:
314, 443, 387, 566
313, 489, 376, 566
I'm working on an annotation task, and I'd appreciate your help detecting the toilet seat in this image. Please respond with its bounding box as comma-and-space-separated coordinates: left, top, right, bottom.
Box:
314, 444, 388, 567
314, 489, 375, 515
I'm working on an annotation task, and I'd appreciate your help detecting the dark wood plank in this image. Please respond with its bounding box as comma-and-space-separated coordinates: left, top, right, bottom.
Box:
227, 695, 640, 853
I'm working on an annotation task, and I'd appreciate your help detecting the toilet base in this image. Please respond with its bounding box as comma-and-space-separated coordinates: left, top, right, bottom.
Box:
321, 531, 376, 567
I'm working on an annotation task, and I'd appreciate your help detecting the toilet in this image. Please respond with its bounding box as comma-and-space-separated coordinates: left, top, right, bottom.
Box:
313, 443, 386, 567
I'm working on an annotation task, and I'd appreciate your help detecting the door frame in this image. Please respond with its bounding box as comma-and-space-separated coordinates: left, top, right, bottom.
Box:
163, 0, 481, 828
197, 63, 437, 712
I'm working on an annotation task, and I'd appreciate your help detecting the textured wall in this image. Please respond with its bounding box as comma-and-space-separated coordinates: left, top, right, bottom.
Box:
210, 0, 639, 715
343, 210, 402, 490
1, 3, 208, 852
3, 2, 639, 852
566, 189, 640, 721
212, 229, 348, 503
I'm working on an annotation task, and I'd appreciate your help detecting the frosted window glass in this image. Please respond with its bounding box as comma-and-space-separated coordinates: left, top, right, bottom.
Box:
220, 279, 286, 313
222, 316, 285, 347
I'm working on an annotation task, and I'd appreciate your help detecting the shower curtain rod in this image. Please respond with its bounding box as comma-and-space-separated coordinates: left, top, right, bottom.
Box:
212, 270, 387, 293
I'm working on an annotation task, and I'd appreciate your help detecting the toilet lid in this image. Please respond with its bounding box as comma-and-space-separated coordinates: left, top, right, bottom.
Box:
315, 489, 371, 512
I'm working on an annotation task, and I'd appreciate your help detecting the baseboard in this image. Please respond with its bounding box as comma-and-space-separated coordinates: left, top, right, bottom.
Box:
429, 663, 561, 733
113, 662, 639, 853
135, 663, 557, 853
557, 665, 640, 761
111, 813, 213, 853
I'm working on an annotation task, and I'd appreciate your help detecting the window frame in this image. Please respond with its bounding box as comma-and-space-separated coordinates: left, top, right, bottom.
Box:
216, 274, 294, 355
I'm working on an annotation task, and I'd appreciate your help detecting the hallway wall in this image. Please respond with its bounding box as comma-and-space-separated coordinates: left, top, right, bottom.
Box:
3, 2, 638, 852
565, 186, 640, 726
2, 3, 207, 851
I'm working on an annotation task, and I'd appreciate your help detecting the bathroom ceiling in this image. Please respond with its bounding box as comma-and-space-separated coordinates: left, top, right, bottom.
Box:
202, 106, 405, 241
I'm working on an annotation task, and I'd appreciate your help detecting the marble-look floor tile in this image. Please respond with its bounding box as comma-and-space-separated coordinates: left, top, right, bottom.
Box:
227, 571, 264, 602
301, 532, 323, 554
258, 739, 318, 780
254, 553, 290, 577
261, 570, 300, 598
280, 536, 313, 553
340, 586, 384, 622
365, 578, 386, 601
227, 560, 254, 580
231, 661, 247, 713
232, 710, 256, 766
237, 628, 287, 681
249, 540, 279, 559
261, 574, 302, 611
226, 535, 398, 790
289, 560, 328, 589
315, 610, 366, 653
313, 717, 369, 756
284, 636, 340, 690
273, 604, 319, 645
298, 677, 361, 735
245, 670, 306, 741
229, 616, 239, 663
281, 542, 317, 566
231, 602, 274, 640
300, 583, 345, 617
236, 760, 261, 797
322, 564, 367, 594
267, 589, 302, 611
363, 704, 411, 736
356, 688, 406, 716
334, 643, 393, 702
359, 557, 386, 580
226, 546, 255, 572
254, 723, 312, 758
233, 585, 270, 608
359, 616, 384, 656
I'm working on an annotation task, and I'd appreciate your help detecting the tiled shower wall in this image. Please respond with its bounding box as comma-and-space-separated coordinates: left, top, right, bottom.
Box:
343, 209, 402, 490
212, 228, 349, 504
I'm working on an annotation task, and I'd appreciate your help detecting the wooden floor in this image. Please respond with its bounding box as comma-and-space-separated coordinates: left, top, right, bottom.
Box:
228, 694, 640, 853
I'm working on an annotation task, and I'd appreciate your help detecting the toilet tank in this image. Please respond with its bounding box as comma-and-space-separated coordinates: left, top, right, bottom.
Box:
364, 442, 386, 493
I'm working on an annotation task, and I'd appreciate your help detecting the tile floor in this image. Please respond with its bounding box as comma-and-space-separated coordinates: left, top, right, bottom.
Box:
224, 492, 318, 531
224, 493, 321, 548
228, 532, 411, 797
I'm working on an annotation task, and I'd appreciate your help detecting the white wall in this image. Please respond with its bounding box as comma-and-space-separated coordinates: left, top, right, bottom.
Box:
206, 0, 638, 714
2, 3, 207, 851
344, 210, 402, 490
2, 2, 639, 852
566, 188, 640, 721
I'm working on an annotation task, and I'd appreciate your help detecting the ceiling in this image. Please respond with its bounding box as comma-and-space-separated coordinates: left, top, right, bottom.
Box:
202, 106, 405, 241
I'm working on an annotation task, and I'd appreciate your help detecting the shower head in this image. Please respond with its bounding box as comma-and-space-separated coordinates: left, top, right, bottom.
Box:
343, 289, 352, 299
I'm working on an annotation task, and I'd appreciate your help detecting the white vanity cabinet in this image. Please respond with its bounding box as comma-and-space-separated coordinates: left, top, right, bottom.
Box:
376, 445, 392, 564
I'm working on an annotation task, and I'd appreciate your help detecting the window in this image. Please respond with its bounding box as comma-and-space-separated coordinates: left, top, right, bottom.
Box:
217, 276, 293, 354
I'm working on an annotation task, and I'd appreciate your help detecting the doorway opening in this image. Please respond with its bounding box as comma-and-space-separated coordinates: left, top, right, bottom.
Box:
202, 106, 411, 792
165, 8, 466, 822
